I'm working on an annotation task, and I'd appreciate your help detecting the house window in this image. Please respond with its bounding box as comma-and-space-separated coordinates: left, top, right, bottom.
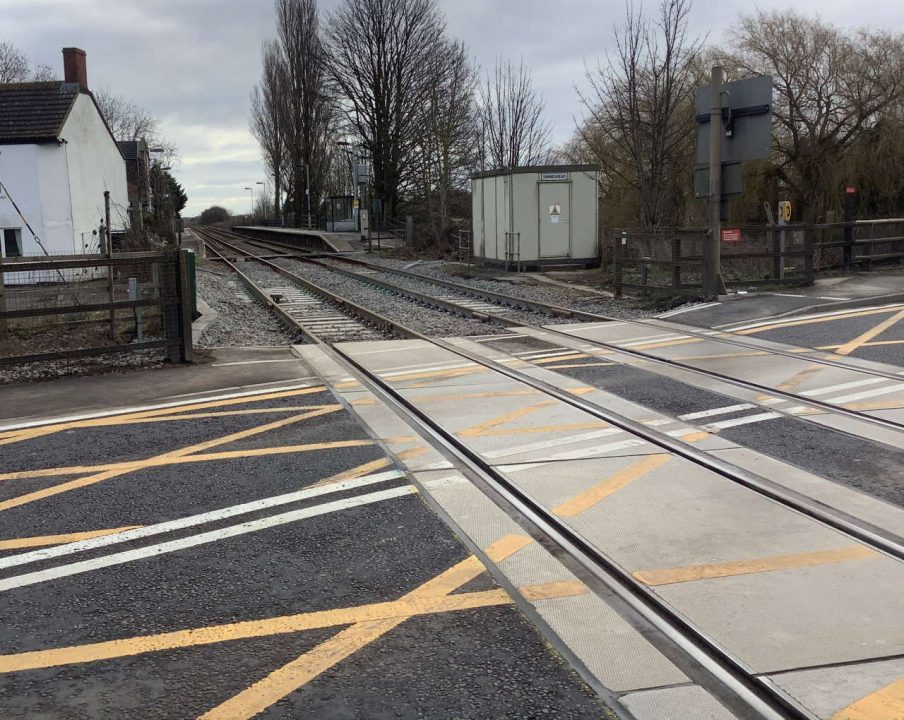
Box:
2, 228, 22, 258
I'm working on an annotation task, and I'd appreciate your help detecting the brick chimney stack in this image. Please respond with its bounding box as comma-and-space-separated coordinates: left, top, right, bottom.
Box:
62, 47, 88, 88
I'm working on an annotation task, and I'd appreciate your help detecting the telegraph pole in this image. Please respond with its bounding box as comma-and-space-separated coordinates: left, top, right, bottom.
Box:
705, 65, 726, 298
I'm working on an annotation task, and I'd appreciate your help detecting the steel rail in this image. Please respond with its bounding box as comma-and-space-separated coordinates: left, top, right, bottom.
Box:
205, 224, 902, 718
275, 251, 904, 435
327, 341, 818, 720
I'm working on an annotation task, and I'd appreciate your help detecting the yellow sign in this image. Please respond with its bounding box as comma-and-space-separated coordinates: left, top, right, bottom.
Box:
778, 200, 791, 222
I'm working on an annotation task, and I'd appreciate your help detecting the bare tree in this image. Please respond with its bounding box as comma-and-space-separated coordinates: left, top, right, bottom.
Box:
274, 0, 336, 225
578, 0, 701, 228
94, 88, 160, 141
250, 40, 287, 219
0, 41, 55, 82
417, 40, 477, 242
477, 58, 551, 170
327, 0, 447, 220
724, 10, 904, 219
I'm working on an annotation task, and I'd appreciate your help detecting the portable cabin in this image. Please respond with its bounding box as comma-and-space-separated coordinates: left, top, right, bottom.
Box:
471, 165, 599, 269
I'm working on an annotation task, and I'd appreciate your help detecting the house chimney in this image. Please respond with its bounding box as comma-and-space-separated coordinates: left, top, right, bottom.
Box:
62, 47, 88, 88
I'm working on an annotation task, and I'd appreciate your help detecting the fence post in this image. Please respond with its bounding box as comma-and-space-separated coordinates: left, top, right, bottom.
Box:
671, 236, 682, 290
405, 215, 414, 247
614, 231, 625, 298
804, 227, 815, 285
178, 249, 194, 363
843, 188, 857, 269
0, 259, 6, 337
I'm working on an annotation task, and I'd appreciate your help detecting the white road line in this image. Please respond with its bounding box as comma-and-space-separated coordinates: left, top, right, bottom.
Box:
517, 350, 579, 360
0, 382, 318, 432
679, 403, 756, 420
161, 378, 319, 398
828, 385, 904, 404
211, 359, 302, 367
379, 361, 475, 378
657, 302, 721, 318
723, 304, 904, 333
799, 378, 887, 397
774, 293, 806, 298
0, 486, 415, 593
500, 439, 649, 472
482, 428, 623, 459
703, 412, 782, 430
0, 470, 405, 571
818, 296, 850, 301
618, 334, 686, 347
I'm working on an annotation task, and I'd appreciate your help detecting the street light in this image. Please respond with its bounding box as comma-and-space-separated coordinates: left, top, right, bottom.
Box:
244, 187, 253, 221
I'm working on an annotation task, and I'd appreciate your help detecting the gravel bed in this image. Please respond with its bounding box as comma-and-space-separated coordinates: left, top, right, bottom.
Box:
196, 263, 299, 347
0, 349, 166, 385
273, 258, 513, 337
365, 257, 653, 319
316, 258, 584, 327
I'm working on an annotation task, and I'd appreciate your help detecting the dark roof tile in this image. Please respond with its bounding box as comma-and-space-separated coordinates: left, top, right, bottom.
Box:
0, 81, 80, 142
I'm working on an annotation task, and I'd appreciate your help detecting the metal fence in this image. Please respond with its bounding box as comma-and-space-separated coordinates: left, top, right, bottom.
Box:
612, 219, 904, 297
0, 250, 194, 366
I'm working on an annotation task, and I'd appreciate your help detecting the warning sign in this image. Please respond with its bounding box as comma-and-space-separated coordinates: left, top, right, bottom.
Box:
721, 228, 742, 243
549, 205, 561, 224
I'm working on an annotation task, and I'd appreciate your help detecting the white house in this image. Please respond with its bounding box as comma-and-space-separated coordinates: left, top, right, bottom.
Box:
0, 47, 128, 260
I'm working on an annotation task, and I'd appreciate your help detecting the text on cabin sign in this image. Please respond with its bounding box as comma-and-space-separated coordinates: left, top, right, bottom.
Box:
540, 172, 569, 181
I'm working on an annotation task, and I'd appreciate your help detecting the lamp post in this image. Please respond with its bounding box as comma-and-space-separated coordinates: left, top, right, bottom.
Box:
244, 187, 253, 222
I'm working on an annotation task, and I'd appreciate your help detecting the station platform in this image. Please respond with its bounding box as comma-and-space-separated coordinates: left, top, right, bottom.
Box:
233, 226, 358, 253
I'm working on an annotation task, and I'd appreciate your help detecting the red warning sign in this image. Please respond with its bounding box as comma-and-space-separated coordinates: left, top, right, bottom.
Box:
721, 228, 742, 243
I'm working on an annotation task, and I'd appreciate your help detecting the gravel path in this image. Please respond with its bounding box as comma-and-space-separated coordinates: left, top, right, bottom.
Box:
274, 258, 513, 338
195, 263, 299, 347
366, 257, 653, 319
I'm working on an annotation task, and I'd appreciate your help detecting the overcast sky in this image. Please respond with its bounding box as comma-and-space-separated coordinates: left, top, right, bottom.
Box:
5, 0, 902, 216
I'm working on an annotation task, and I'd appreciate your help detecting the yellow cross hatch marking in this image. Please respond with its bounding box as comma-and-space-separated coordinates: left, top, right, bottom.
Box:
833, 308, 904, 357
633, 546, 878, 586
553, 455, 672, 517
833, 677, 904, 720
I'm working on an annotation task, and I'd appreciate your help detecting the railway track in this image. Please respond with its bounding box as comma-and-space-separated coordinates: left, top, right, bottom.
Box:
215, 229, 904, 435
192, 226, 904, 718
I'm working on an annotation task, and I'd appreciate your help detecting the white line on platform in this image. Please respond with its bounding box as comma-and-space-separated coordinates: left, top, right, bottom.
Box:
657, 302, 721, 318
703, 412, 782, 430
0, 470, 405, 572
211, 359, 303, 367
799, 378, 887, 397
482, 428, 623, 460
0, 382, 319, 433
827, 384, 904, 404
679, 403, 756, 420
0, 485, 415, 592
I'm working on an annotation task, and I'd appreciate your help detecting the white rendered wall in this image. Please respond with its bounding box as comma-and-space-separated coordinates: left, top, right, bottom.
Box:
61, 93, 128, 246
0, 143, 75, 256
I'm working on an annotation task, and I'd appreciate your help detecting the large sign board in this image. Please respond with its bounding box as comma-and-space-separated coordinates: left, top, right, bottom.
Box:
696, 75, 773, 165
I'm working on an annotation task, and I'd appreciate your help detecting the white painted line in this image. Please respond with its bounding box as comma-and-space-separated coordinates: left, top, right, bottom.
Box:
0, 470, 405, 571
828, 385, 904, 404
378, 361, 475, 378
774, 293, 806, 298
642, 418, 674, 427
161, 377, 320, 399
516, 350, 579, 360
211, 359, 302, 367
723, 304, 904, 333
799, 378, 887, 397
657, 302, 721, 318
500, 439, 649, 472
818, 296, 850, 301
482, 428, 623, 459
703, 412, 782, 430
679, 403, 756, 420
618, 333, 686, 347
0, 486, 415, 592
421, 474, 468, 489
0, 382, 319, 432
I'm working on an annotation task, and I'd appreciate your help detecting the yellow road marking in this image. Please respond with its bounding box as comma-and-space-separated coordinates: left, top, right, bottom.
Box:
197, 533, 533, 720
672, 350, 769, 362
381, 435, 420, 444
0, 407, 349, 511
532, 353, 590, 364
820, 339, 904, 350
775, 365, 825, 394
91, 406, 331, 426
833, 677, 904, 720
734, 306, 903, 336
833, 308, 904, 357
843, 399, 904, 411
384, 366, 488, 384
469, 421, 609, 438
418, 389, 541, 404
630, 337, 701, 351
553, 455, 672, 517
634, 545, 878, 586
0, 439, 372, 485
457, 400, 557, 438
0, 526, 141, 551
0, 387, 328, 447
566, 386, 596, 395
519, 580, 588, 601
